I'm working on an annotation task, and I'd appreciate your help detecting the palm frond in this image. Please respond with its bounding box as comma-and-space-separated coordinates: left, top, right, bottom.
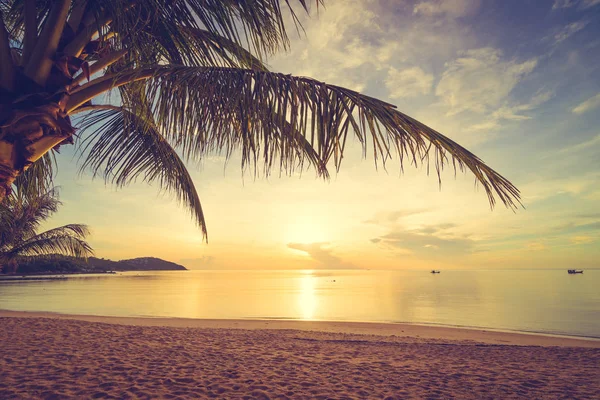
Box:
76, 106, 208, 238
0, 199, 14, 250
129, 66, 520, 209
1, 185, 93, 261
8, 224, 93, 259
29, 223, 90, 239
12, 152, 56, 202
71, 0, 316, 66
0, 187, 60, 248
179, 27, 268, 70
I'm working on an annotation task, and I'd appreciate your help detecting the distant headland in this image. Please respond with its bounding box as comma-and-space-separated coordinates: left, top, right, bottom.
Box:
10, 255, 187, 275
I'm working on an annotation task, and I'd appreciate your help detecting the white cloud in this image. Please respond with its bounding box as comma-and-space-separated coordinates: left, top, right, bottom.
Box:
272, 0, 477, 94
413, 0, 481, 18
554, 21, 589, 43
558, 134, 600, 154
572, 92, 600, 114
467, 120, 501, 132
386, 66, 434, 98
553, 0, 578, 8
270, 0, 378, 91
582, 0, 600, 8
271, 3, 548, 145
553, 0, 600, 8
435, 48, 538, 115
490, 90, 554, 121
520, 172, 600, 203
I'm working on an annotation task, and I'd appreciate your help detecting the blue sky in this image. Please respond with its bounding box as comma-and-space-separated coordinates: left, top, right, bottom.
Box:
45, 0, 600, 270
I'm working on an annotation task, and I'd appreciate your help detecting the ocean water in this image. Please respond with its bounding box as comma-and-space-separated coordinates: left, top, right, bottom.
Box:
1, 269, 599, 338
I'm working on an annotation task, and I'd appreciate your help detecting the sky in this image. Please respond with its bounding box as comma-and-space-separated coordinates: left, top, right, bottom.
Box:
43, 0, 600, 270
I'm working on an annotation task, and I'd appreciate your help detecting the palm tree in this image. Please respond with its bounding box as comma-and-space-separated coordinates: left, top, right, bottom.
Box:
0, 1, 521, 240
0, 186, 93, 274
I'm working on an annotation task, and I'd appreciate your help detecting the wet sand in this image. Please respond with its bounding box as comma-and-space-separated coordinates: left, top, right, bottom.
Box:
1, 310, 599, 399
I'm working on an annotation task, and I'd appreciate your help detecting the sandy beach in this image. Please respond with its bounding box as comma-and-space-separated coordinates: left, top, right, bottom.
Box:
1, 311, 599, 399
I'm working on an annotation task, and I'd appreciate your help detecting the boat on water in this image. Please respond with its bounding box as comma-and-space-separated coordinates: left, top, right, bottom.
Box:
430, 270, 441, 274
567, 269, 583, 274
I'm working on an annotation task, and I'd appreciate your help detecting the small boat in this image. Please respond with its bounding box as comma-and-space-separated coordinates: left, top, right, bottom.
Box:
430, 270, 441, 274
567, 269, 583, 274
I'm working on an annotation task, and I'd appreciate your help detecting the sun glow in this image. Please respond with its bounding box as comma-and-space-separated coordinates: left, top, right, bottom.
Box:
284, 218, 329, 244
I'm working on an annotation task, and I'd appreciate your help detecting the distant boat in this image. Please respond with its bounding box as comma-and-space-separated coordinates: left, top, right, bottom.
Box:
430, 270, 441, 274
567, 269, 583, 274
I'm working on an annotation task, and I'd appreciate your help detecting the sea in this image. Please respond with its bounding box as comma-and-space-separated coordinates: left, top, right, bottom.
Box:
1, 269, 599, 339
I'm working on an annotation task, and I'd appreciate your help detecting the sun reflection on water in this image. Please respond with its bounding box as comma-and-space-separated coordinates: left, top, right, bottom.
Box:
298, 271, 317, 320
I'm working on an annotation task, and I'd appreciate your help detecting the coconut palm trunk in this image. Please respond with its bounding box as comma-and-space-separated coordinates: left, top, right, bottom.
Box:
0, 1, 520, 239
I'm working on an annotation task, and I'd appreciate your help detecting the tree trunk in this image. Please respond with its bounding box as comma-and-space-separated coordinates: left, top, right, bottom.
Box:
0, 100, 75, 201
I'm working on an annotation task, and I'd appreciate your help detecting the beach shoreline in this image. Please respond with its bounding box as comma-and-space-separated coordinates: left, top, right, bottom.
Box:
1, 311, 599, 399
1, 309, 598, 348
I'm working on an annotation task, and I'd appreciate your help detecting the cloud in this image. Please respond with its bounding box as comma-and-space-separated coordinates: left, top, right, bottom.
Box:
575, 212, 600, 219
435, 48, 538, 116
372, 223, 474, 256
526, 241, 546, 251
570, 235, 595, 245
558, 134, 600, 154
270, 0, 379, 91
467, 89, 554, 132
363, 209, 431, 226
287, 242, 357, 269
572, 92, 600, 114
271, 0, 479, 97
554, 21, 589, 44
553, 0, 600, 8
553, 0, 578, 8
569, 222, 600, 233
520, 171, 600, 204
386, 66, 434, 98
413, 0, 481, 18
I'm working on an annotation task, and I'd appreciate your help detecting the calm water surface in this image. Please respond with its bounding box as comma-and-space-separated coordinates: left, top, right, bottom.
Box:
1, 270, 599, 338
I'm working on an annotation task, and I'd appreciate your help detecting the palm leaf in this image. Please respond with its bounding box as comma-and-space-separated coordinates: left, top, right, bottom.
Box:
62, 0, 317, 64
0, 187, 60, 249
132, 66, 520, 209
76, 106, 208, 238
12, 152, 56, 202
180, 27, 268, 70
8, 224, 93, 259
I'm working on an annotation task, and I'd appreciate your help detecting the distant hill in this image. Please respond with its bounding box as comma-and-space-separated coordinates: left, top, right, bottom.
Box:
118, 257, 187, 271
15, 255, 187, 274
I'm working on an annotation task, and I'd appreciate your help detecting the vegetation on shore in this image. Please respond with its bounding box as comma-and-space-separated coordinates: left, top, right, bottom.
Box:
0, 187, 93, 274
10, 255, 187, 275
